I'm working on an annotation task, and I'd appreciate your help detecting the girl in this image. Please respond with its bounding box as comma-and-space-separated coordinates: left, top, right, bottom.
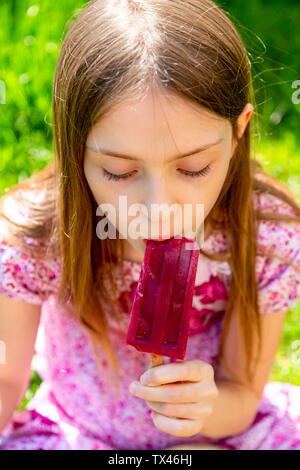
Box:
0, 0, 300, 451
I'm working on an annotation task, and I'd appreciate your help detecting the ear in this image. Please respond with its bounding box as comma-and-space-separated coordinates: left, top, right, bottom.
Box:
230, 103, 254, 158
236, 103, 253, 139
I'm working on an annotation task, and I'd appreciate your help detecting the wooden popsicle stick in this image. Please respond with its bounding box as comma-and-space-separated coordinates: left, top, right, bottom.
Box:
150, 353, 164, 367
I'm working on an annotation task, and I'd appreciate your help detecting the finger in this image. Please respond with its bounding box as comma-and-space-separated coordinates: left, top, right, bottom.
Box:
140, 359, 214, 386
151, 411, 203, 437
130, 378, 218, 403
145, 400, 214, 420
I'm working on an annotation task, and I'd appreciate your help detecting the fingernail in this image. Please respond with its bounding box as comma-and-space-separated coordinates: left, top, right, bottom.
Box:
140, 371, 151, 385
129, 382, 138, 394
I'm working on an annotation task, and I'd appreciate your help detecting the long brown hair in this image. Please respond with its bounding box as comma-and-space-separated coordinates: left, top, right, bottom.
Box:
1, 0, 300, 399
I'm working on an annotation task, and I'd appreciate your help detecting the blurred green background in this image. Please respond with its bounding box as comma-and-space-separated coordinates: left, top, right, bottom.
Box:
0, 0, 299, 411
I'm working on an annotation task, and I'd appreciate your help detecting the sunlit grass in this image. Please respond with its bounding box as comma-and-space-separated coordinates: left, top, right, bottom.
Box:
270, 301, 300, 386
254, 133, 300, 204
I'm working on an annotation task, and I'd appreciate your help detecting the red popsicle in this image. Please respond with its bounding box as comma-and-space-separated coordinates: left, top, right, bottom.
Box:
126, 237, 199, 367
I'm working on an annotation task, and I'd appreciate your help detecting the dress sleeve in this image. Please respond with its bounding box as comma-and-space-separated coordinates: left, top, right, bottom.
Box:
0, 236, 60, 306
255, 193, 300, 314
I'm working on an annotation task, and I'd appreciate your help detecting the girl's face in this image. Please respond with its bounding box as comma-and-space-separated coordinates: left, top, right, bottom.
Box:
83, 89, 252, 262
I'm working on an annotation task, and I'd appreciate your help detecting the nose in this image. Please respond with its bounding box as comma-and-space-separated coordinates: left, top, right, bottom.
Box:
142, 176, 175, 215
140, 178, 180, 238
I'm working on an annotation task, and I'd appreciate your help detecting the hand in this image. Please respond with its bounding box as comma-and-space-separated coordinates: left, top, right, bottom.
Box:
129, 359, 219, 437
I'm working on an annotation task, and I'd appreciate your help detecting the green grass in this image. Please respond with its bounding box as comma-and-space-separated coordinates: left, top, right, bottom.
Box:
270, 302, 300, 386
0, 0, 299, 412
254, 132, 300, 202
18, 370, 43, 411
0, 0, 86, 196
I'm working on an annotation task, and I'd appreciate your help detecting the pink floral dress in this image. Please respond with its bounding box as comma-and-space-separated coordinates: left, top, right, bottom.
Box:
0, 191, 299, 450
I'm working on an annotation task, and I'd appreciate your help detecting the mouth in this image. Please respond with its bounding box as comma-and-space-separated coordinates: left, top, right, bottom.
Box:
142, 236, 176, 244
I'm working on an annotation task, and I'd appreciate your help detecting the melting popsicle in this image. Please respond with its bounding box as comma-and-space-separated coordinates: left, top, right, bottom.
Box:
126, 237, 199, 367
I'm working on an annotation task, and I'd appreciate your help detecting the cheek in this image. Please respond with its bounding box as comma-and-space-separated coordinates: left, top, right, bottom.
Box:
83, 161, 113, 203
83, 160, 96, 192
213, 157, 231, 189
202, 161, 230, 212
186, 162, 229, 219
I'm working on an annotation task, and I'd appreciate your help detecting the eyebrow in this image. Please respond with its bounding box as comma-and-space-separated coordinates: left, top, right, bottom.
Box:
86, 136, 224, 163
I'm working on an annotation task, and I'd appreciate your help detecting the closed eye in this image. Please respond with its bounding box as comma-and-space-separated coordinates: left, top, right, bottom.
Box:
102, 168, 137, 181
177, 165, 212, 178
101, 164, 212, 182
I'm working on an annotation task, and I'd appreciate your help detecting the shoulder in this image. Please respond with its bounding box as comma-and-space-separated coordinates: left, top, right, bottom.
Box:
253, 191, 300, 314
204, 190, 300, 314
253, 190, 300, 260
203, 190, 299, 254
0, 234, 61, 305
0, 193, 61, 305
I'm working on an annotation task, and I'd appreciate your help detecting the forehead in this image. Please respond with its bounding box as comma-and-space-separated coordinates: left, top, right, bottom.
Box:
86, 89, 229, 157
92, 90, 225, 131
